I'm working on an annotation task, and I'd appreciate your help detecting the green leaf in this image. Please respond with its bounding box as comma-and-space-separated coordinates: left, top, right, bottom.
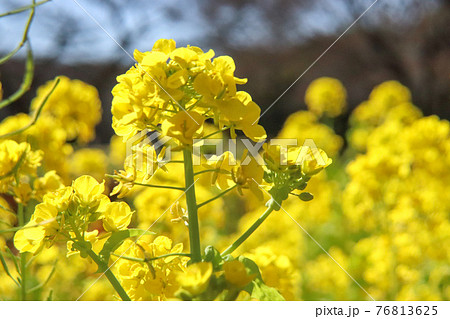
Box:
298, 192, 314, 201
0, 251, 20, 287
250, 278, 285, 301
238, 256, 285, 301
203, 246, 223, 270
99, 229, 155, 263
238, 256, 263, 280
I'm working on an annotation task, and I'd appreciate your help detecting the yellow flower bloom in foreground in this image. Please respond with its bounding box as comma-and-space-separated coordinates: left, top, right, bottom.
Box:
31, 76, 102, 144
207, 150, 264, 200
177, 262, 213, 295
42, 186, 73, 212
14, 224, 45, 254
161, 111, 205, 145
112, 39, 266, 143
114, 236, 186, 300
102, 202, 133, 232
218, 91, 267, 142
223, 260, 256, 287
72, 175, 106, 208
305, 77, 347, 117
30, 202, 59, 236
263, 143, 331, 176
300, 147, 332, 176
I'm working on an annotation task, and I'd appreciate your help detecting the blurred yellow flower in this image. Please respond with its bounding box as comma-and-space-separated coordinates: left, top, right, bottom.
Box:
31, 76, 101, 144
305, 77, 347, 117
223, 259, 255, 287
177, 262, 213, 295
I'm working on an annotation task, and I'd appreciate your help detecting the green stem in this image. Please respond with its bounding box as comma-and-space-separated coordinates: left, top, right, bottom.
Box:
197, 185, 237, 208
132, 182, 184, 191
0, 0, 35, 65
0, 0, 50, 18
0, 217, 58, 234
0, 46, 34, 109
0, 77, 60, 139
221, 202, 276, 256
17, 203, 27, 301
183, 147, 202, 263
193, 168, 230, 176
200, 126, 229, 140
85, 249, 131, 301
68, 218, 130, 301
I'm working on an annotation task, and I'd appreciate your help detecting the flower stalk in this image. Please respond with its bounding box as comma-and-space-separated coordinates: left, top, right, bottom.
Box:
84, 249, 131, 301
221, 200, 276, 257
183, 147, 202, 263
17, 203, 27, 301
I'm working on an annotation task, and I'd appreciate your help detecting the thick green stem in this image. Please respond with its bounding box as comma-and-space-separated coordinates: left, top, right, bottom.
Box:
85, 249, 131, 301
17, 203, 27, 301
183, 147, 202, 263
221, 202, 276, 256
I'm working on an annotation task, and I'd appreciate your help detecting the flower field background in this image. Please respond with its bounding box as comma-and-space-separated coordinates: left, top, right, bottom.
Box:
0, 0, 449, 301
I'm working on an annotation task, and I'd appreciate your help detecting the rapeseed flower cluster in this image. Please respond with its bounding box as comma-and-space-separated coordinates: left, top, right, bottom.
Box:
111, 39, 266, 144
13, 175, 134, 255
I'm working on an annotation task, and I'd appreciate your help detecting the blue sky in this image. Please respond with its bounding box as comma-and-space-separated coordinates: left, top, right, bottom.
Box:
0, 0, 439, 64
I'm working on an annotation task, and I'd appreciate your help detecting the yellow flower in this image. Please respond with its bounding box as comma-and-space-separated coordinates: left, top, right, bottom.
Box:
31, 76, 102, 144
0, 140, 42, 193
13, 182, 33, 204
152, 38, 176, 55
207, 151, 236, 190
69, 148, 108, 181
72, 175, 105, 208
30, 202, 60, 238
207, 150, 264, 200
114, 236, 186, 300
277, 110, 343, 158
300, 147, 332, 176
42, 186, 73, 212
223, 259, 256, 287
161, 111, 205, 145
305, 77, 347, 117
369, 80, 411, 108
33, 170, 64, 201
177, 262, 213, 295
102, 202, 133, 232
0, 197, 16, 229
14, 223, 46, 254
193, 55, 246, 102
111, 39, 266, 145
217, 91, 266, 142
